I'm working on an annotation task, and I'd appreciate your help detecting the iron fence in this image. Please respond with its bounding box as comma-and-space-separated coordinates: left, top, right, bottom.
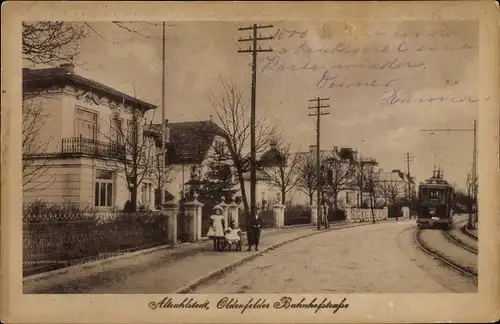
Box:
284, 206, 311, 226
61, 137, 126, 160
23, 211, 167, 276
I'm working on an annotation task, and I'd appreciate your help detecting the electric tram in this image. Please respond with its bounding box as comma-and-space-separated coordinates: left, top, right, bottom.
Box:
416, 169, 454, 229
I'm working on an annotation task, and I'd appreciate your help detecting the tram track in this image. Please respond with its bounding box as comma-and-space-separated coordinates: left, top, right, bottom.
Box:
461, 224, 479, 241
414, 228, 478, 282
443, 224, 478, 255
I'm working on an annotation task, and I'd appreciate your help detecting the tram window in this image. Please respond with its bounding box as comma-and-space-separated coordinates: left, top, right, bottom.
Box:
427, 188, 446, 201
419, 188, 428, 200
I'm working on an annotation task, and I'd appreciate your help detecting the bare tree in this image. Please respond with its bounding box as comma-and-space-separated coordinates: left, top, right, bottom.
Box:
22, 98, 55, 191
151, 151, 174, 208
102, 92, 159, 211
23, 22, 88, 66
323, 150, 357, 210
465, 170, 478, 226
295, 151, 319, 206
378, 175, 403, 206
364, 164, 381, 223
261, 140, 300, 205
466, 171, 478, 200
208, 78, 277, 218
352, 156, 378, 208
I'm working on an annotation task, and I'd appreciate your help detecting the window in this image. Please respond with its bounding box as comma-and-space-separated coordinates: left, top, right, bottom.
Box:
127, 120, 138, 148
215, 140, 225, 154
111, 117, 124, 143
76, 108, 98, 140
94, 169, 114, 207
346, 192, 351, 204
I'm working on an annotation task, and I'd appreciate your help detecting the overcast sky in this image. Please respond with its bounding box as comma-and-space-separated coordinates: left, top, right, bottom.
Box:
26, 20, 479, 189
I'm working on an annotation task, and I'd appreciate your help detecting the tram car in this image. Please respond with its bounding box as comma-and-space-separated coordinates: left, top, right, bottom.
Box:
417, 170, 454, 229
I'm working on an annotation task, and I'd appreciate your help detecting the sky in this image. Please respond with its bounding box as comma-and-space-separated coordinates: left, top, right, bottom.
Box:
25, 20, 479, 189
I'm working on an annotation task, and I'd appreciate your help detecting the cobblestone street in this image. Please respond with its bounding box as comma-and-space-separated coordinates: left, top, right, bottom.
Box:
195, 219, 477, 293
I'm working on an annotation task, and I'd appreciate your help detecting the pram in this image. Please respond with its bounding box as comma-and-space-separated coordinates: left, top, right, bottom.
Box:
223, 228, 243, 251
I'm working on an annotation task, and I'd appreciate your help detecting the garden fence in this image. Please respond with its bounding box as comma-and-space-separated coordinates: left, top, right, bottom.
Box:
23, 211, 167, 276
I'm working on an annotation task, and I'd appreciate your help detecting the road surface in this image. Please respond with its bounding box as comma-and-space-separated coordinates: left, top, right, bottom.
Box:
195, 219, 477, 293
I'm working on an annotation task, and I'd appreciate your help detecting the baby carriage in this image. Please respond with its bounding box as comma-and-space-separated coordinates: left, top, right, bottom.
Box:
223, 223, 243, 251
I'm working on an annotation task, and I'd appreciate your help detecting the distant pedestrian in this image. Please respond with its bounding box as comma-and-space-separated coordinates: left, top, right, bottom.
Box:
246, 207, 264, 251
210, 206, 225, 251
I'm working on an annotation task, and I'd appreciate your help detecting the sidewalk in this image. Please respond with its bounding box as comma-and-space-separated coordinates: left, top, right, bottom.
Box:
23, 221, 373, 294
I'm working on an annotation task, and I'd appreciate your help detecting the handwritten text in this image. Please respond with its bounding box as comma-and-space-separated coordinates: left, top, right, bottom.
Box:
380, 88, 480, 105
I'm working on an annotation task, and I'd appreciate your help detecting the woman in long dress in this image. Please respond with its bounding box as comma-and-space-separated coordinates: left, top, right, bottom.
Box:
210, 206, 225, 251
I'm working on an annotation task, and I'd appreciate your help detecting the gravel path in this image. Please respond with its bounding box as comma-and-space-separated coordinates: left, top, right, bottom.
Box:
195, 220, 453, 293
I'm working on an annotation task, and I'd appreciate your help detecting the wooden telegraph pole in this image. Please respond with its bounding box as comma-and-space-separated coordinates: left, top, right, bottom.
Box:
405, 153, 414, 200
237, 24, 273, 223
308, 97, 330, 230
160, 21, 167, 206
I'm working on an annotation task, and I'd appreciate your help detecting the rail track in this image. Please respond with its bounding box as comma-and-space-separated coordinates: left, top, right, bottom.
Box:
461, 224, 478, 241
443, 227, 478, 254
414, 228, 478, 282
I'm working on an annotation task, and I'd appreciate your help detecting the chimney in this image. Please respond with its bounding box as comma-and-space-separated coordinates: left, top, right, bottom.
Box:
59, 63, 75, 73
309, 145, 316, 152
270, 139, 277, 150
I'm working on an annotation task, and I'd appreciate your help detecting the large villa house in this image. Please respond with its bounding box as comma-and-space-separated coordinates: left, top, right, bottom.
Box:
22, 64, 163, 210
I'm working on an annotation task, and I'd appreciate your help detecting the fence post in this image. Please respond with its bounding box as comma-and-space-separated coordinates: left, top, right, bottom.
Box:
273, 202, 285, 229
280, 205, 285, 228
311, 205, 318, 225
184, 194, 203, 242
216, 196, 229, 230
229, 201, 239, 226
193, 193, 204, 241
345, 208, 351, 222
383, 207, 388, 220
161, 201, 179, 245
402, 206, 410, 219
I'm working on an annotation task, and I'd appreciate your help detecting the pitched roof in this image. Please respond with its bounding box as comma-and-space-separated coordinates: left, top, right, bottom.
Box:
23, 66, 157, 111
259, 145, 284, 168
153, 120, 227, 165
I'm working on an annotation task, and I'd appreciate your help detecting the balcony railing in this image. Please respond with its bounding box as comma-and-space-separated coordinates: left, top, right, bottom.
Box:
61, 137, 126, 160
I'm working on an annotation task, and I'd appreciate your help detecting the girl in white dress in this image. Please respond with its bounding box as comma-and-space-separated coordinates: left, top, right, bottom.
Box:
210, 206, 225, 251
224, 221, 242, 251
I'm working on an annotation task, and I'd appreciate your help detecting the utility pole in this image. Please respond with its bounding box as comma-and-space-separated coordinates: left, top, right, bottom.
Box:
420, 120, 477, 229
160, 21, 167, 206
308, 97, 330, 230
405, 153, 414, 201
472, 120, 477, 226
237, 24, 273, 223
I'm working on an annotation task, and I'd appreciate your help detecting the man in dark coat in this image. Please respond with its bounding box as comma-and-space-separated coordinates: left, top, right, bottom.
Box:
246, 207, 264, 251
